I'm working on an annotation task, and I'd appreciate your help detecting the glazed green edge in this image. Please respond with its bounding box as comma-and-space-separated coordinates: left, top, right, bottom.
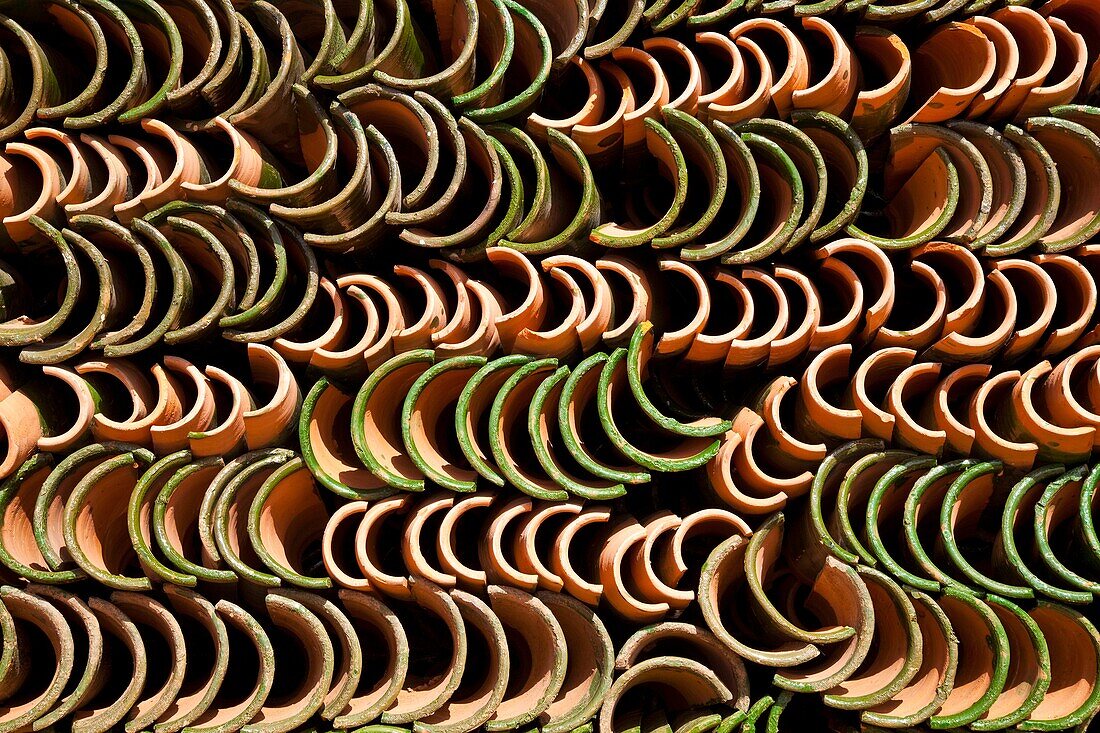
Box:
128, 449, 199, 587
246, 457, 332, 589
351, 349, 434, 492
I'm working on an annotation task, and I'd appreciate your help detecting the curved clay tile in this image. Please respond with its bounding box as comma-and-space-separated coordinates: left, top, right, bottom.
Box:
969, 371, 1039, 469
499, 128, 601, 254
268, 587, 362, 724
584, 0, 644, 60
705, 36, 773, 125
972, 594, 1051, 729
678, 124, 759, 261
849, 27, 911, 141
0, 455, 62, 583
1016, 17, 1088, 119
511, 269, 585, 358
906, 22, 996, 124
598, 517, 670, 622
784, 440, 883, 576
555, 353, 650, 487
433, 492, 494, 591
769, 554, 873, 694
885, 126, 993, 246
939, 461, 1038, 598
187, 366, 248, 459
860, 589, 957, 728
376, 0, 480, 97
796, 345, 864, 442
402, 355, 486, 493
462, 3, 553, 124
846, 147, 959, 250
78, 360, 180, 448
725, 267, 789, 367
627, 322, 730, 437
862, 455, 941, 594
709, 408, 809, 514
273, 277, 349, 364
1042, 344, 1100, 435
755, 376, 828, 469
354, 494, 416, 600
248, 457, 331, 588
59, 134, 130, 217
527, 363, 627, 500
381, 578, 466, 724
885, 362, 947, 455
722, 130, 804, 264
299, 378, 388, 501
808, 256, 863, 353
340, 84, 455, 219
822, 567, 921, 711
542, 255, 613, 353
417, 588, 509, 733
649, 110, 726, 252
526, 56, 606, 141
210, 448, 297, 587
397, 118, 508, 253
597, 348, 720, 472
1034, 253, 1097, 356
769, 264, 821, 366
484, 585, 567, 730
945, 121, 1028, 250
615, 622, 750, 711
0, 17, 61, 142
241, 343, 301, 450
844, 347, 915, 442
729, 19, 809, 119
930, 591, 1011, 728
511, 501, 580, 592
331, 589, 409, 727
480, 496, 541, 590
149, 357, 215, 454
683, 271, 753, 363
895, 459, 983, 591
63, 449, 155, 590
1029, 118, 1100, 252
696, 533, 819, 667
147, 454, 236, 585
183, 597, 274, 733
402, 493, 461, 588
872, 261, 948, 350
589, 119, 685, 248
998, 464, 1091, 603
109, 591, 187, 732
75, 594, 147, 733
790, 18, 855, 117
537, 591, 614, 733
986, 124, 1061, 256
24, 584, 103, 729
323, 501, 371, 590
0, 585, 75, 731
0, 141, 64, 242
985, 6, 1058, 119
328, 273, 402, 371
794, 113, 868, 243
813, 239, 895, 344
246, 592, 335, 732
596, 256, 653, 346
1023, 602, 1100, 728
1044, 0, 1100, 96
354, 347, 435, 490
598, 656, 731, 733
962, 15, 1019, 120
